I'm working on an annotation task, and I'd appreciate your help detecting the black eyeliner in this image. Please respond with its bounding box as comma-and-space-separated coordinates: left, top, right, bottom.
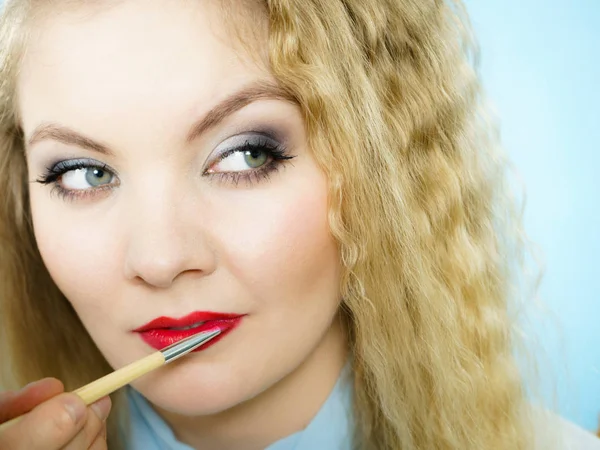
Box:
34, 130, 297, 199
203, 132, 297, 186
36, 158, 116, 185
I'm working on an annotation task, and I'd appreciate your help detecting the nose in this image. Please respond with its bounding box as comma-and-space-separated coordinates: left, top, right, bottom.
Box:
123, 191, 216, 289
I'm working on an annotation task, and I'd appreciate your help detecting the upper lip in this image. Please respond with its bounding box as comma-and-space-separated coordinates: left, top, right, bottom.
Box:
133, 311, 243, 332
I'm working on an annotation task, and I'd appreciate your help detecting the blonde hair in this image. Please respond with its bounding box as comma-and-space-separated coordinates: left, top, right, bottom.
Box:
0, 0, 535, 448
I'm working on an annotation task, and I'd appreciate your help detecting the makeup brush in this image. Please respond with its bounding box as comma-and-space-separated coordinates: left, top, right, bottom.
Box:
0, 328, 220, 431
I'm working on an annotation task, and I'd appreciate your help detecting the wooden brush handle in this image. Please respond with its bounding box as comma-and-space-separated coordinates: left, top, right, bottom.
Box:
75, 351, 165, 404
0, 351, 165, 433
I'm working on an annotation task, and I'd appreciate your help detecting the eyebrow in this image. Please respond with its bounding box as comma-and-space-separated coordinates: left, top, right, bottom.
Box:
27, 123, 113, 155
186, 81, 293, 143
26, 81, 294, 154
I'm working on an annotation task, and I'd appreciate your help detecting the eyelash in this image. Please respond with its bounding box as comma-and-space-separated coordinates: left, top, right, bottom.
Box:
35, 138, 296, 201
209, 138, 294, 187
36, 159, 116, 201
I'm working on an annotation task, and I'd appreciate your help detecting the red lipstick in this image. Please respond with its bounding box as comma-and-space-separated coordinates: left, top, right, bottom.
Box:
133, 311, 243, 351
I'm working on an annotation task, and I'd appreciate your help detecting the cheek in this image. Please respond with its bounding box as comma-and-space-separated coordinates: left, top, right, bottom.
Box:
29, 189, 122, 308
209, 171, 341, 314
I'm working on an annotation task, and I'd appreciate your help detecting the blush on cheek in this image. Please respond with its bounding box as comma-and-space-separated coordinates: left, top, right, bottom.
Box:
213, 174, 338, 304
31, 206, 122, 306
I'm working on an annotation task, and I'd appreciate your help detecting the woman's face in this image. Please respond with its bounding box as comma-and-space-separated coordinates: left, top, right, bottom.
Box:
18, 0, 343, 414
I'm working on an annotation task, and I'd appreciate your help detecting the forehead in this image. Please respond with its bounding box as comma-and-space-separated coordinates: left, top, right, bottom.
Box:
17, 0, 270, 136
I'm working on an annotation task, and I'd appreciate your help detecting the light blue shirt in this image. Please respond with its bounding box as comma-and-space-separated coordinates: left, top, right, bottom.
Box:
123, 370, 353, 449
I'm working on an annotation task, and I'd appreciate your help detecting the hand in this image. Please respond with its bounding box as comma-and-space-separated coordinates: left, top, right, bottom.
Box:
0, 378, 111, 449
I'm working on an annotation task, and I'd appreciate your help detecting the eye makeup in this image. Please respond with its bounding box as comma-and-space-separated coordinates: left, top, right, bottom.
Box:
33, 129, 297, 201
204, 131, 296, 186
35, 158, 119, 201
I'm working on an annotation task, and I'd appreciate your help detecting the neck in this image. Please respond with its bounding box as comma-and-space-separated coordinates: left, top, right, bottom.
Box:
155, 317, 348, 450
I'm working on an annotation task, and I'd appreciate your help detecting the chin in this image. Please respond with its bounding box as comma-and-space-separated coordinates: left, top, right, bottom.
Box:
130, 362, 264, 416
142, 389, 252, 416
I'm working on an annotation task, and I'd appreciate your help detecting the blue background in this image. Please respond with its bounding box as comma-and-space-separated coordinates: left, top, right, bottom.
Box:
465, 0, 599, 431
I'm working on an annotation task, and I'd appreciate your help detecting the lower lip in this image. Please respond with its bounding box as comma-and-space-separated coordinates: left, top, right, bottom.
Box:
136, 317, 242, 351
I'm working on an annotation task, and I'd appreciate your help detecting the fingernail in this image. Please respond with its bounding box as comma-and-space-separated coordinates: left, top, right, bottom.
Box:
91, 396, 112, 421
63, 396, 86, 424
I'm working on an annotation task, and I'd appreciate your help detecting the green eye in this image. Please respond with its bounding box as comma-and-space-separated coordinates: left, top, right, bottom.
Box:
243, 149, 268, 168
85, 167, 113, 186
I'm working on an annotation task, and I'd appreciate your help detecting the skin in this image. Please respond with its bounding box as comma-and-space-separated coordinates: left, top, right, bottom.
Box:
17, 1, 347, 449
0, 380, 111, 450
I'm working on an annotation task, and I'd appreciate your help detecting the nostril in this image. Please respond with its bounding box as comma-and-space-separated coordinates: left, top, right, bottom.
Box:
127, 260, 209, 289
124, 229, 217, 288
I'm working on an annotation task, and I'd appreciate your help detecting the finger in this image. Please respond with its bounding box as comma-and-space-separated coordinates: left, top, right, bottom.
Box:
86, 422, 108, 450
0, 378, 64, 423
63, 396, 111, 450
0, 392, 86, 450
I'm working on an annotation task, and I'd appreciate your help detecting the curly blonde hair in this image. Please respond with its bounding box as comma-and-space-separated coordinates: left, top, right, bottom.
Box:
0, 0, 535, 448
